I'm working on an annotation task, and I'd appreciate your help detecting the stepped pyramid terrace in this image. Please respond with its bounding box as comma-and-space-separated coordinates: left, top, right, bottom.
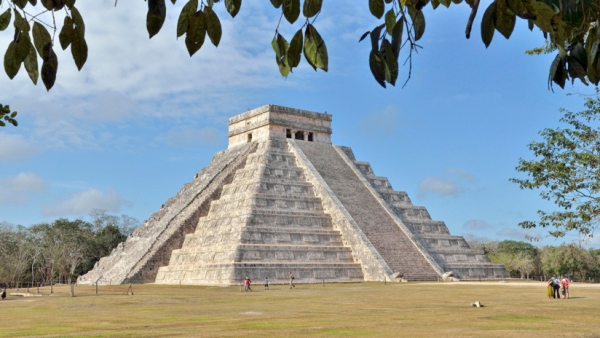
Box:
78, 105, 508, 285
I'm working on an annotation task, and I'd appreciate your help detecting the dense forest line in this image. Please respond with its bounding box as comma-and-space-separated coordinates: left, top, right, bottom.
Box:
468, 238, 600, 282
0, 210, 138, 288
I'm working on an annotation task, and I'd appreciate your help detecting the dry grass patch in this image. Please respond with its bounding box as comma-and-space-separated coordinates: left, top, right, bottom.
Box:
1, 281, 599, 337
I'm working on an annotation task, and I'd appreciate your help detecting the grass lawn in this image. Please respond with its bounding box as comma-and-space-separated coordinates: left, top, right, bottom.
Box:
1, 281, 599, 337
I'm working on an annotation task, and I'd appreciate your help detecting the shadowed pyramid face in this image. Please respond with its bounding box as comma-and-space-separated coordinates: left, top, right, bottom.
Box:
78, 105, 509, 286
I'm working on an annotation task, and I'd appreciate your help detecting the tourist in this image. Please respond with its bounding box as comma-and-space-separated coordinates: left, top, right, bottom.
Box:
244, 277, 252, 292
264, 277, 269, 290
552, 275, 560, 299
546, 278, 553, 299
561, 274, 570, 299
289, 271, 295, 289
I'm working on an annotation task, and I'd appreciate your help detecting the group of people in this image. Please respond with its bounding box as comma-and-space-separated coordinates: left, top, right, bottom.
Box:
546, 274, 570, 299
242, 271, 296, 292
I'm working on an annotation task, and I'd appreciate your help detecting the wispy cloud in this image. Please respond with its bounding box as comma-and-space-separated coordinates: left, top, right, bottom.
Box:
0, 173, 47, 204
496, 227, 541, 241
418, 168, 478, 197
418, 177, 461, 196
446, 167, 477, 183
0, 1, 285, 154
164, 127, 222, 146
42, 188, 129, 217
0, 133, 38, 161
463, 219, 493, 230
357, 105, 402, 135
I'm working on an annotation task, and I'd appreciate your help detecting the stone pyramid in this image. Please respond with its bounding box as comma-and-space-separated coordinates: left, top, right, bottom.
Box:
78, 105, 507, 285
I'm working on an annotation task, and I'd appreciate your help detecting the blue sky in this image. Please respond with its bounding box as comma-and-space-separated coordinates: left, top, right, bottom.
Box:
0, 1, 596, 246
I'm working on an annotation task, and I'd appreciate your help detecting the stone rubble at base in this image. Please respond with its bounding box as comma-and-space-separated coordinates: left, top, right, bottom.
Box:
78, 105, 508, 286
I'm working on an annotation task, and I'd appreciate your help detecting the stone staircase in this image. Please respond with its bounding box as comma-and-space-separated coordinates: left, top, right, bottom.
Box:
344, 148, 509, 280
77, 142, 256, 285
296, 142, 441, 281
155, 139, 364, 285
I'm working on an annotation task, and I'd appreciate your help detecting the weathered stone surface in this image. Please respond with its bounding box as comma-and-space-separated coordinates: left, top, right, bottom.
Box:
78, 142, 257, 285
80, 104, 508, 285
155, 139, 364, 285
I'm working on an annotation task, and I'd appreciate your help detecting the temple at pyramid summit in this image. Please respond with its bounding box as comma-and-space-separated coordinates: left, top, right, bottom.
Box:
78, 105, 508, 285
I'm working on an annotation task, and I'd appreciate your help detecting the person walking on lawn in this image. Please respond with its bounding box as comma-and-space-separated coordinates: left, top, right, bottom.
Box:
289, 271, 295, 289
244, 277, 252, 292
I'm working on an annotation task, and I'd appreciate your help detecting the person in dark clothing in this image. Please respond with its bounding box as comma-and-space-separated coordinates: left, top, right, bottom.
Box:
552, 275, 561, 299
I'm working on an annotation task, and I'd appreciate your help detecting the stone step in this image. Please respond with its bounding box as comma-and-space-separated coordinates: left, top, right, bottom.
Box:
155, 262, 364, 285
431, 252, 489, 264
220, 180, 315, 196
234, 166, 305, 181
246, 153, 297, 166
353, 161, 373, 175
169, 244, 356, 264
418, 234, 470, 241
392, 206, 432, 220
246, 211, 333, 228
443, 263, 510, 279
239, 230, 344, 245
401, 272, 441, 281
181, 229, 344, 247
195, 212, 333, 229
420, 237, 472, 249
404, 220, 451, 235
296, 141, 441, 278
378, 191, 412, 205
367, 177, 394, 191
208, 195, 325, 213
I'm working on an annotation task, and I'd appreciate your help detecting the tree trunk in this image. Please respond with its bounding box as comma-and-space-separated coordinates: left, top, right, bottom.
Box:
69, 278, 74, 297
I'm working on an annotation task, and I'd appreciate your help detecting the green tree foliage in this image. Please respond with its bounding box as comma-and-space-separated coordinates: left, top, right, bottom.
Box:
541, 244, 596, 281
0, 222, 29, 286
0, 1, 84, 91
512, 93, 600, 240
0, 103, 17, 127
1, 0, 598, 96
465, 237, 600, 281
0, 212, 137, 287
77, 210, 137, 275
489, 240, 541, 278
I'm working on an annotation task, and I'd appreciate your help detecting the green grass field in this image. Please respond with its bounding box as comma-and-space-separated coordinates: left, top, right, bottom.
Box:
1, 281, 599, 337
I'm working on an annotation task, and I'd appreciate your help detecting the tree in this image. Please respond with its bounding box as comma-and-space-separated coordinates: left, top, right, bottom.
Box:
0, 223, 30, 287
465, 236, 499, 255
77, 210, 134, 276
540, 243, 594, 281
0, 0, 597, 101
51, 219, 94, 286
489, 240, 541, 278
588, 248, 600, 282
0, 103, 17, 127
512, 93, 600, 240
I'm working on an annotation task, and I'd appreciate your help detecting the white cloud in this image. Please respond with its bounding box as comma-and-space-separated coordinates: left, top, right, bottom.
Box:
0, 173, 47, 204
447, 167, 477, 183
164, 127, 222, 146
496, 227, 541, 241
0, 1, 287, 152
0, 133, 38, 161
358, 105, 401, 135
418, 168, 478, 197
42, 188, 128, 217
418, 177, 461, 197
463, 219, 493, 230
